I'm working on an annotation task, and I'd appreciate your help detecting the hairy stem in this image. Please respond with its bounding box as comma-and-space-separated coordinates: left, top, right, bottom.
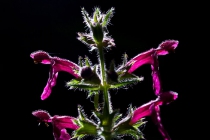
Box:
98, 44, 111, 114
98, 44, 106, 85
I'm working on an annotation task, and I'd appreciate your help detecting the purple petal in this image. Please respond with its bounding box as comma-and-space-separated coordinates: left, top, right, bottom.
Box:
58, 129, 71, 140
53, 127, 71, 140
30, 50, 80, 78
127, 49, 155, 73
151, 53, 161, 96
52, 116, 79, 130
130, 99, 161, 124
123, 40, 179, 73
30, 50, 52, 64
53, 123, 62, 140
32, 110, 51, 122
31, 50, 81, 100
156, 40, 179, 55
52, 57, 80, 78
159, 91, 178, 105
41, 71, 58, 100
151, 105, 171, 140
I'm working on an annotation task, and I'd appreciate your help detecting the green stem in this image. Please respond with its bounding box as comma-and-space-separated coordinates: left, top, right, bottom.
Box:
98, 44, 106, 85
97, 44, 111, 114
94, 92, 99, 110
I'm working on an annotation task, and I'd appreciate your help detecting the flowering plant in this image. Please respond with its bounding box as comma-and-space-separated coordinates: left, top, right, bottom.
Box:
31, 7, 178, 140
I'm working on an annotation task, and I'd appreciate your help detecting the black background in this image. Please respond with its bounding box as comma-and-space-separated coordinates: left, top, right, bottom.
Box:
2, 0, 202, 140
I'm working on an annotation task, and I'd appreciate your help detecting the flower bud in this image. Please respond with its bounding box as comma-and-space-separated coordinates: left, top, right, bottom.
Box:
91, 22, 104, 44
80, 66, 94, 79
107, 70, 118, 82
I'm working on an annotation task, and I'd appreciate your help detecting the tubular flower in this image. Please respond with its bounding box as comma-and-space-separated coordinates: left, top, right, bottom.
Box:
130, 91, 178, 140
32, 110, 79, 140
119, 40, 178, 73
30, 50, 80, 100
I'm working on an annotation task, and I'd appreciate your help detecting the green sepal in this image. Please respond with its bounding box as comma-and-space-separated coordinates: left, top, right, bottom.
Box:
85, 56, 91, 67
71, 134, 86, 140
106, 60, 119, 84
102, 7, 114, 27
93, 8, 101, 23
133, 119, 146, 129
82, 75, 101, 85
87, 90, 98, 98
78, 105, 87, 120
115, 129, 144, 140
77, 33, 96, 47
96, 109, 120, 131
91, 22, 104, 44
78, 56, 83, 67
72, 105, 99, 139
112, 106, 145, 139
73, 119, 98, 137
81, 8, 91, 28
114, 113, 122, 123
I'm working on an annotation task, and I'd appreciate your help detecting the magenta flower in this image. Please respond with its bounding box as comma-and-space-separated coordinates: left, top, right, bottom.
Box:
156, 39, 179, 55
130, 91, 177, 124
151, 105, 170, 140
32, 110, 79, 140
58, 129, 71, 140
130, 98, 162, 124
130, 52, 178, 140
30, 51, 80, 100
151, 52, 179, 100
151, 53, 162, 96
119, 40, 178, 140
130, 91, 178, 140
122, 40, 178, 73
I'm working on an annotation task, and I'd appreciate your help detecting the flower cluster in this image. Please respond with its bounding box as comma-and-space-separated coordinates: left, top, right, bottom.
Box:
31, 7, 178, 140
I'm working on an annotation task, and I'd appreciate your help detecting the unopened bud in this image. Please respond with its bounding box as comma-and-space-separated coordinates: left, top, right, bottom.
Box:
107, 71, 118, 82
91, 22, 104, 44
80, 66, 94, 79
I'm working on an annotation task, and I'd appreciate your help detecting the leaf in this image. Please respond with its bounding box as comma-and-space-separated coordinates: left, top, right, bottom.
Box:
66, 79, 100, 91
109, 76, 143, 89
118, 73, 143, 82
69, 84, 99, 90
109, 80, 138, 89
66, 79, 81, 85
